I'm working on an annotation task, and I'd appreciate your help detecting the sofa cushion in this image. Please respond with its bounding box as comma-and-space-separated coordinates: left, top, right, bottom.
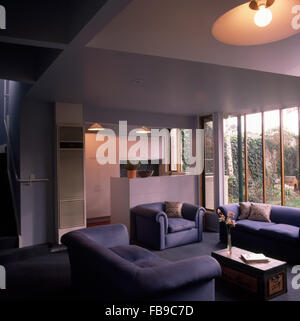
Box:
235, 220, 276, 234
248, 203, 272, 222
271, 205, 300, 227
238, 202, 251, 220
110, 245, 168, 268
165, 201, 183, 218
168, 218, 195, 233
259, 224, 300, 244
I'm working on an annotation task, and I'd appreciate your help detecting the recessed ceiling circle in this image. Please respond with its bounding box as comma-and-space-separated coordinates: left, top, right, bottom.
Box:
212, 0, 300, 46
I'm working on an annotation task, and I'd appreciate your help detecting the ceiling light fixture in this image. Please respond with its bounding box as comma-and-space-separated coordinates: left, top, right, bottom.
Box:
250, 0, 274, 27
131, 79, 145, 86
136, 126, 151, 134
88, 123, 104, 131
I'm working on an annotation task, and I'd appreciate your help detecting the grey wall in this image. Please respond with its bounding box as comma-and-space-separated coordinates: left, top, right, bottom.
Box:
4, 81, 31, 231
85, 105, 198, 129
20, 100, 55, 247
7, 81, 31, 173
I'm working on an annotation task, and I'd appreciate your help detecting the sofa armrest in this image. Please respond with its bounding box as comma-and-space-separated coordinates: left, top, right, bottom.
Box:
135, 255, 221, 295
182, 203, 205, 221
217, 203, 240, 221
131, 206, 168, 234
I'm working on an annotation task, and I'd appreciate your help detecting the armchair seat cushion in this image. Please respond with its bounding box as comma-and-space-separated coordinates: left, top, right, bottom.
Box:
259, 224, 300, 244
110, 245, 168, 268
235, 220, 276, 234
168, 218, 196, 233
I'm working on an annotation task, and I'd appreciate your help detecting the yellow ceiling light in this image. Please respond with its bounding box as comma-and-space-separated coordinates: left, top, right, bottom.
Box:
88, 123, 104, 131
212, 0, 300, 46
250, 0, 274, 27
136, 126, 151, 134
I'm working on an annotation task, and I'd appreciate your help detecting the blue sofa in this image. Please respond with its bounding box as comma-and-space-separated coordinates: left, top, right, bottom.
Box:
218, 203, 300, 263
130, 202, 205, 250
61, 224, 221, 301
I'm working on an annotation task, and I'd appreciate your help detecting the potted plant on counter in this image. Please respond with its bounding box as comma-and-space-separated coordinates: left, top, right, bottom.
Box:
125, 160, 140, 179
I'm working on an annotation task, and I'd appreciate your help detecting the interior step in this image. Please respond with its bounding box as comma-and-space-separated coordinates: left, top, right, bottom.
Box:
0, 243, 50, 265
0, 236, 18, 251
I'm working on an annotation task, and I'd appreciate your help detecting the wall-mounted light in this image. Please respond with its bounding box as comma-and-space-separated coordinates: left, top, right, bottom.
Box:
250, 0, 274, 27
135, 126, 151, 134
88, 123, 104, 131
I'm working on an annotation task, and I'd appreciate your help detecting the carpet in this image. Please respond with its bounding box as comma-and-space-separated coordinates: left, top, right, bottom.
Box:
1, 232, 299, 301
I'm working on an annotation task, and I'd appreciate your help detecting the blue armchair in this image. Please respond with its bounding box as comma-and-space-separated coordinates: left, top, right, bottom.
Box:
130, 202, 205, 250
61, 224, 221, 301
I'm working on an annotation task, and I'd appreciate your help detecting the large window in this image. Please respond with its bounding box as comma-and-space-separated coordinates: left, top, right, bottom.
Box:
204, 117, 214, 210
224, 116, 244, 204
283, 107, 300, 207
169, 128, 193, 173
224, 107, 300, 207
264, 110, 281, 205
247, 113, 263, 203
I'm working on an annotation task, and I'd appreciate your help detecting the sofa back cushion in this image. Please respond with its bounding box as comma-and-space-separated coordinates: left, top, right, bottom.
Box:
165, 201, 183, 218
110, 245, 168, 268
271, 205, 300, 227
141, 202, 165, 212
238, 202, 251, 220
248, 203, 272, 222
62, 224, 129, 249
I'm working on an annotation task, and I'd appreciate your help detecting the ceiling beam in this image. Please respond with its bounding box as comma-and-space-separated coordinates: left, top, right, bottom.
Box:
0, 36, 67, 50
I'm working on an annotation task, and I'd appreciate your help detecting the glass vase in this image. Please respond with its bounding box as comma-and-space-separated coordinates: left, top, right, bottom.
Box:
227, 232, 232, 256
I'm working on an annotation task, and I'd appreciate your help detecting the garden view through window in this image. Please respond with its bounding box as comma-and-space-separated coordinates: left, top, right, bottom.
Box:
224, 107, 300, 208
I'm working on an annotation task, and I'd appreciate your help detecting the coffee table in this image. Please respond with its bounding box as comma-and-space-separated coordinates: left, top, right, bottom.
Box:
212, 247, 287, 300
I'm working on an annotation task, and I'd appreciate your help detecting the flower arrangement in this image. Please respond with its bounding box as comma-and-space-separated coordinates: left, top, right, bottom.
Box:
217, 209, 236, 256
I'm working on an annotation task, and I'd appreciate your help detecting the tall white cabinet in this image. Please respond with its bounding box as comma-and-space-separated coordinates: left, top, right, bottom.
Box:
55, 103, 86, 243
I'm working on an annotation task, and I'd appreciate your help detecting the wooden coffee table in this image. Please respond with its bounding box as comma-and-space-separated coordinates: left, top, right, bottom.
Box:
212, 247, 287, 300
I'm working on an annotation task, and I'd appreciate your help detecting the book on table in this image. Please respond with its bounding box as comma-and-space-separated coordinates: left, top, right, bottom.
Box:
241, 253, 269, 264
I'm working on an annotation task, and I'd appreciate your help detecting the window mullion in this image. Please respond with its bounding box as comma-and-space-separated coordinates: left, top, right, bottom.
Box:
244, 116, 249, 202
262, 112, 266, 203
280, 109, 285, 206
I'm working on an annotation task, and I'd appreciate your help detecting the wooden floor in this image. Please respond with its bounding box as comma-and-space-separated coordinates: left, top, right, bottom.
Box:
86, 216, 110, 228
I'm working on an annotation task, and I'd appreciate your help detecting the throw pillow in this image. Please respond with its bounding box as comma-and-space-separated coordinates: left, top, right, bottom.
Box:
248, 203, 272, 222
238, 202, 251, 220
165, 201, 183, 218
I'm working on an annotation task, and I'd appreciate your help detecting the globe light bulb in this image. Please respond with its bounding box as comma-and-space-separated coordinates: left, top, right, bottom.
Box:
254, 5, 272, 27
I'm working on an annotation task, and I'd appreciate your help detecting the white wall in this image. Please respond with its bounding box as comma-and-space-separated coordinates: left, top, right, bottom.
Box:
85, 133, 120, 218
85, 127, 164, 219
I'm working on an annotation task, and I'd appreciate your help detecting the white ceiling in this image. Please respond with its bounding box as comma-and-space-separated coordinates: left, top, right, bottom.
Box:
88, 0, 300, 77
27, 0, 300, 117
